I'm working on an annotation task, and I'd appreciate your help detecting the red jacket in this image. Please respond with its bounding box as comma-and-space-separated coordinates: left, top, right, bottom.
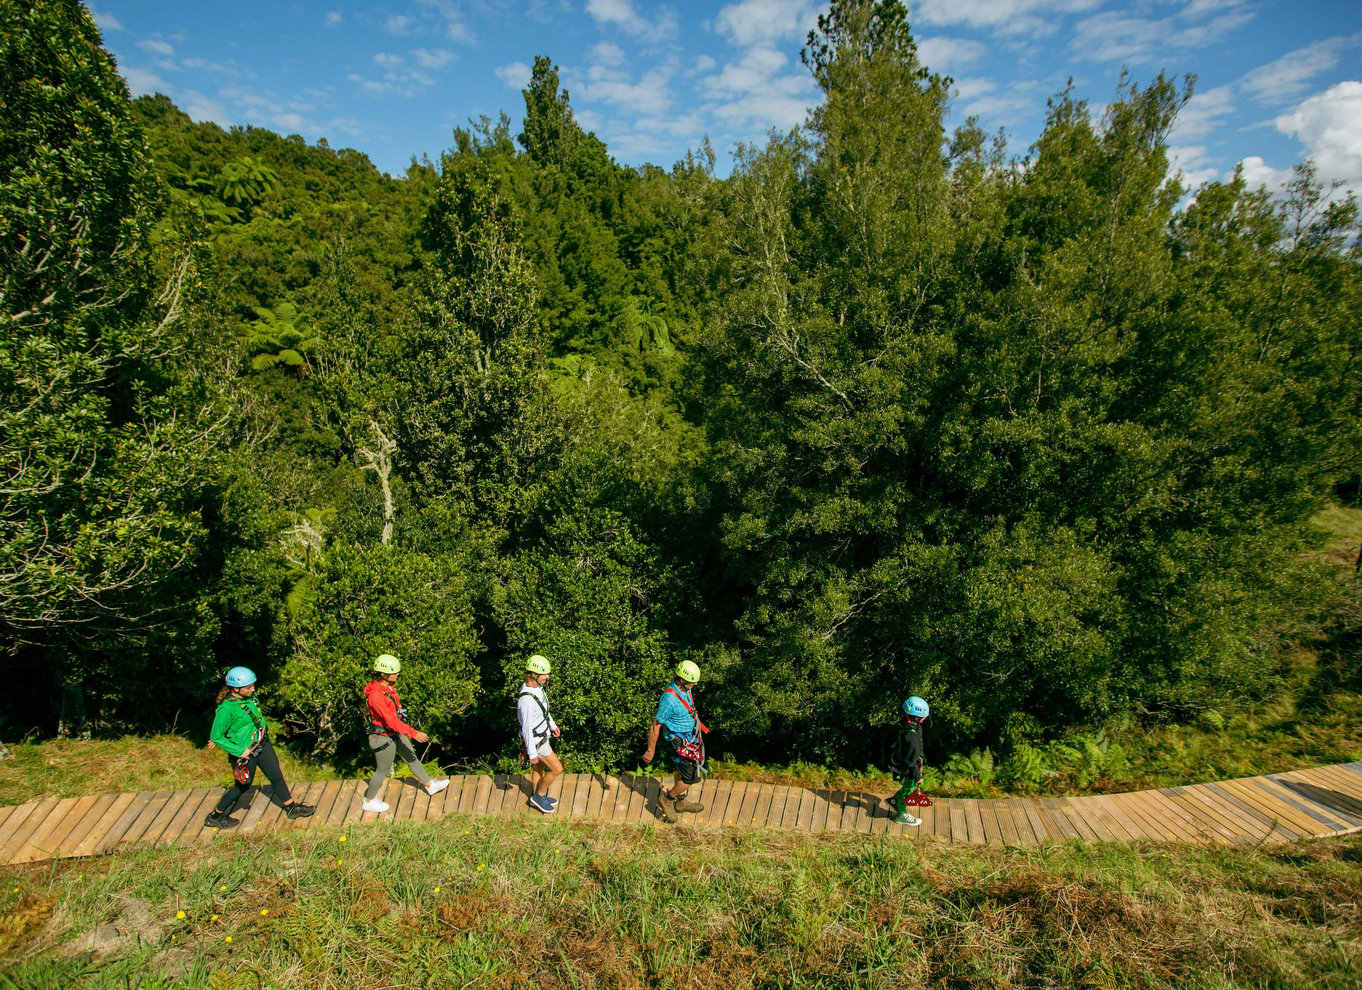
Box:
365, 679, 418, 737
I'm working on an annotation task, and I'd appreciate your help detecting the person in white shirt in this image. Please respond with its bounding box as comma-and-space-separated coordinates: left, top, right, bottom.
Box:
517, 654, 562, 814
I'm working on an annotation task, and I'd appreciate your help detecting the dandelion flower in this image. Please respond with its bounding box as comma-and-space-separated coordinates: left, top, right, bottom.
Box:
219, 885, 228, 892
9, 887, 17, 893
338, 835, 347, 843
176, 910, 186, 920
336, 858, 343, 866
433, 886, 441, 893
476, 863, 485, 872
225, 936, 233, 944
211, 914, 219, 922
260, 908, 269, 916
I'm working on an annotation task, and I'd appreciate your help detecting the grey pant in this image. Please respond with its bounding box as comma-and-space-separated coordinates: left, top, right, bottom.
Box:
365, 732, 432, 799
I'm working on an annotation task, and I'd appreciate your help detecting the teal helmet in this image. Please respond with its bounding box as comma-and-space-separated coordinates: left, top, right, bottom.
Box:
903, 696, 929, 718
226, 666, 257, 688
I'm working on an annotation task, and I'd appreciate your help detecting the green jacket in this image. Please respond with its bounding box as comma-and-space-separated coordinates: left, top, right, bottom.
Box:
210, 696, 267, 758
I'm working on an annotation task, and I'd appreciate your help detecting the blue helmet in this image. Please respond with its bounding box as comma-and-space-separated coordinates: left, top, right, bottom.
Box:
903, 695, 929, 718
225, 666, 257, 688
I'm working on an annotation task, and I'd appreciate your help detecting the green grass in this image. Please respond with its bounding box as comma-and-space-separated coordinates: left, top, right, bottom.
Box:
1, 816, 1360, 989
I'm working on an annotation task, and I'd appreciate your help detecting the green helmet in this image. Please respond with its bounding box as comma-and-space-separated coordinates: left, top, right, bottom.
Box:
374, 654, 401, 674
674, 660, 701, 684
526, 654, 551, 675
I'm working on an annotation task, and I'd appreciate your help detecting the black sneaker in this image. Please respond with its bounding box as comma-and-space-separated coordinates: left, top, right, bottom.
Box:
284, 802, 315, 819
204, 811, 240, 829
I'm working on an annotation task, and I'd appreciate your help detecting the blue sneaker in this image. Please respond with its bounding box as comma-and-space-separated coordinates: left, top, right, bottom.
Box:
544, 795, 559, 808
529, 793, 556, 814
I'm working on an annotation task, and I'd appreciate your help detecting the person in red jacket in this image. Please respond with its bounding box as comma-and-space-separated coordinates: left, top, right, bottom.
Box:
362, 653, 449, 813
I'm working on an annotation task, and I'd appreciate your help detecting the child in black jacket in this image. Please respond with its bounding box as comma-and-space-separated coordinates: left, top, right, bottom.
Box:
890, 695, 929, 825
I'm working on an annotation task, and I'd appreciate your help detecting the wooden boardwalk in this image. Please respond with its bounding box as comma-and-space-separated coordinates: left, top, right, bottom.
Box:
2, 762, 1361, 866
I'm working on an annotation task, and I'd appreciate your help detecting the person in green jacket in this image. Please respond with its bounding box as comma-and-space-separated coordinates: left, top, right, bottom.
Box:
203, 666, 314, 829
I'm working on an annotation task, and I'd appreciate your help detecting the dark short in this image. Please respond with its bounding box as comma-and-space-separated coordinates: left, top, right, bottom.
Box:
672, 756, 701, 784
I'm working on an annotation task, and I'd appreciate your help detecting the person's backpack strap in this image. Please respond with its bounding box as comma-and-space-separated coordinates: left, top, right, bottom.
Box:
664, 687, 707, 734
516, 690, 552, 742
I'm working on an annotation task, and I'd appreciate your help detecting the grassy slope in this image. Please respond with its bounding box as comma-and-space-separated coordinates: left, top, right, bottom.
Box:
0, 816, 1360, 989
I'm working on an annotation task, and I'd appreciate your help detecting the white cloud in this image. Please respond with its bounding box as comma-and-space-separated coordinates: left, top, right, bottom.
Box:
1167, 145, 1220, 190
713, 0, 818, 47
139, 39, 174, 56
412, 48, 455, 70
1170, 84, 1235, 142
1239, 34, 1362, 106
385, 15, 413, 35
417, 0, 474, 43
917, 36, 989, 74
586, 0, 678, 41
693, 54, 716, 74
1273, 81, 1362, 193
120, 66, 169, 95
326, 11, 342, 28
1072, 5, 1255, 64
952, 76, 996, 102
580, 60, 676, 116
701, 46, 815, 132
496, 61, 533, 90
349, 52, 436, 97
914, 0, 1102, 37
593, 41, 626, 66
1238, 155, 1293, 197
88, 6, 123, 32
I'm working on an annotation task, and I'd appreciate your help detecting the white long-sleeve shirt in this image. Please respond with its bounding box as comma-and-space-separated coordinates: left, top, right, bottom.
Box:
516, 683, 558, 760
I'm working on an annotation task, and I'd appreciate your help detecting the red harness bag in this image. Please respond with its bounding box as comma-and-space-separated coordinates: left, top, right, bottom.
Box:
664, 687, 707, 763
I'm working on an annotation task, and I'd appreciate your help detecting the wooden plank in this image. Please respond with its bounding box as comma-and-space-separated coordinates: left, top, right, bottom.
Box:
978, 801, 1005, 847
774, 786, 800, 829
1254, 777, 1354, 833
51, 794, 118, 859
854, 791, 879, 834
1045, 799, 1097, 842
1279, 774, 1362, 828
1016, 799, 1052, 844
157, 789, 218, 847
616, 775, 645, 823
1001, 800, 1039, 846
0, 801, 42, 860
946, 799, 968, 844
917, 797, 945, 841
0, 806, 19, 836
11, 797, 87, 864
1117, 792, 1191, 843
824, 789, 851, 832
1161, 788, 1239, 845
1062, 798, 1119, 842
324, 781, 357, 825
1093, 796, 1145, 842
1026, 799, 1067, 842
792, 788, 817, 832
71, 793, 138, 858
588, 776, 612, 820
445, 776, 476, 817
640, 777, 664, 823
992, 800, 1023, 846
467, 775, 494, 817
246, 785, 293, 834
1207, 782, 1300, 841
1297, 767, 1362, 818
570, 775, 593, 820
1141, 790, 1221, 844
2, 800, 66, 862
690, 779, 726, 828
958, 799, 984, 844
1180, 784, 1268, 843
750, 785, 777, 830
142, 790, 198, 846
600, 775, 628, 822
722, 782, 752, 826
309, 781, 344, 826
112, 790, 175, 849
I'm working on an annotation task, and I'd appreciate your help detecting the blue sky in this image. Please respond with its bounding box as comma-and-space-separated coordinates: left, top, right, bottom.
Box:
93, 1, 1361, 198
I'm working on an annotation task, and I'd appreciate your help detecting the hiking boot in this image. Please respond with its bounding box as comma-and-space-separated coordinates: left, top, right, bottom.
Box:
203, 810, 240, 829
361, 797, 389, 813
671, 795, 703, 814
894, 810, 921, 826
529, 793, 555, 814
284, 802, 315, 819
425, 778, 450, 796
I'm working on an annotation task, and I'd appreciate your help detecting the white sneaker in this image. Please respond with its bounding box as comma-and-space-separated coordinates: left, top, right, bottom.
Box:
425, 778, 450, 796
362, 798, 389, 813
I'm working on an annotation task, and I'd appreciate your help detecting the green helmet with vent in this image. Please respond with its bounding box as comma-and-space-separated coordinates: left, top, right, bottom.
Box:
674, 660, 701, 684
526, 654, 551, 675
374, 654, 401, 674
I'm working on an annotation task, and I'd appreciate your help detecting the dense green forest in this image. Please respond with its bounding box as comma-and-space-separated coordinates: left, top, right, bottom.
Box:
2, 0, 1359, 774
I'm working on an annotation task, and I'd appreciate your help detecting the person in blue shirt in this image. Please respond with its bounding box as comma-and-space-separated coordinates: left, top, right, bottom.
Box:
643, 660, 708, 822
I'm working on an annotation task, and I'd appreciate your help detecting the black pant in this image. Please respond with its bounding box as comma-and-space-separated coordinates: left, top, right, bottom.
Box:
213, 736, 292, 813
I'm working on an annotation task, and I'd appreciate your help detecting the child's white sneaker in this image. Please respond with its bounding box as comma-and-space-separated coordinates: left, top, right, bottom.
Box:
425, 778, 450, 796
894, 810, 921, 826
362, 797, 389, 813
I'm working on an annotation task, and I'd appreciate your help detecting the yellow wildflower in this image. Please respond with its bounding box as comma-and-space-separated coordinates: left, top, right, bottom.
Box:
176, 910, 186, 920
